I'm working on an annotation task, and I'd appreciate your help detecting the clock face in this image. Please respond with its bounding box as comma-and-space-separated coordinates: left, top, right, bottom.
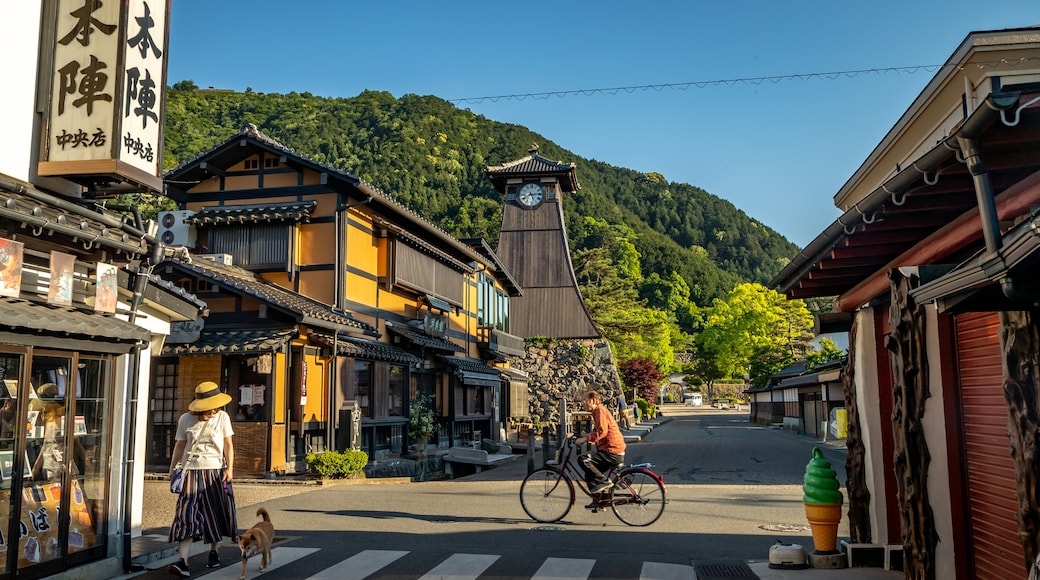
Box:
517, 182, 544, 207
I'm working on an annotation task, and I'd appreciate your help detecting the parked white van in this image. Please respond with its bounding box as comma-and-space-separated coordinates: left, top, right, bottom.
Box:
684, 393, 703, 406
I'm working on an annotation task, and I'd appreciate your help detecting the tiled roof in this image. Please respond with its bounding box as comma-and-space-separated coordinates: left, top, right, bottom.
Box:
485, 145, 580, 192
310, 333, 420, 365
0, 177, 149, 258
165, 257, 374, 334
385, 321, 465, 352
163, 327, 296, 355
438, 355, 501, 374
187, 201, 317, 225
0, 297, 150, 343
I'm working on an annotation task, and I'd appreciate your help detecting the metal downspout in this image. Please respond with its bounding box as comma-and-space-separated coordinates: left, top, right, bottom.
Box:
121, 239, 163, 572
957, 136, 1002, 255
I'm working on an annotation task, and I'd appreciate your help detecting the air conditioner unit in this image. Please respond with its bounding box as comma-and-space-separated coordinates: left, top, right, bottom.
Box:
198, 253, 233, 266
157, 210, 197, 248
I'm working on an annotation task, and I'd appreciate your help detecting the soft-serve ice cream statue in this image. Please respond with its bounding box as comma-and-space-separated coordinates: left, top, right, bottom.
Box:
803, 446, 844, 553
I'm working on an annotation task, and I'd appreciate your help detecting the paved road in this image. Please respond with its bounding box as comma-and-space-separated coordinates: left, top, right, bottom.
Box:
127, 405, 898, 579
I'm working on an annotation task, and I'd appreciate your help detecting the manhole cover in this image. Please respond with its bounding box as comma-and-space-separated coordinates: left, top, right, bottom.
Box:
759, 523, 811, 532
531, 525, 565, 532
692, 560, 757, 579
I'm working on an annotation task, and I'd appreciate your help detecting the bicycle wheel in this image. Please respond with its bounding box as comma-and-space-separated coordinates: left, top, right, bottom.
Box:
520, 467, 574, 523
610, 468, 666, 526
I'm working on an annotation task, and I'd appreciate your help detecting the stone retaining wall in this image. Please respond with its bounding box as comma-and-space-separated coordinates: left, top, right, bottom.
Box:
505, 338, 623, 430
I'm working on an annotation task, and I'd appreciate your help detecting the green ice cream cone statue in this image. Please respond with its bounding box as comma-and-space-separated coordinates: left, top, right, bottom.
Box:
803, 446, 843, 553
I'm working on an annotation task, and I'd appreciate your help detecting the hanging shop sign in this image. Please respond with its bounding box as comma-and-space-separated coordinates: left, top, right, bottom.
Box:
38, 0, 170, 193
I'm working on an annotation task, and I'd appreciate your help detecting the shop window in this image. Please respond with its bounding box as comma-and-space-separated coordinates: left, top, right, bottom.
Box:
7, 353, 111, 573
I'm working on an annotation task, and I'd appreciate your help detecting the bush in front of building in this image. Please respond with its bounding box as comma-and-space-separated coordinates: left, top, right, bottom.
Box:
306, 449, 369, 479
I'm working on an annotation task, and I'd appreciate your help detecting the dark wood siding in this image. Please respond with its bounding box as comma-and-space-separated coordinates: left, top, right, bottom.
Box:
500, 200, 564, 232
394, 242, 464, 304
510, 287, 599, 339
954, 311, 1024, 580
496, 230, 577, 288
209, 223, 289, 268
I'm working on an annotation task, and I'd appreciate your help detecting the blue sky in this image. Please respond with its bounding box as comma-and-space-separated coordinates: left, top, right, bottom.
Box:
166, 1, 1038, 248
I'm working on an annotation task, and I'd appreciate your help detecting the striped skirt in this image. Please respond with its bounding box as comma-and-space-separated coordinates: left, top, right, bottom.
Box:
168, 468, 239, 544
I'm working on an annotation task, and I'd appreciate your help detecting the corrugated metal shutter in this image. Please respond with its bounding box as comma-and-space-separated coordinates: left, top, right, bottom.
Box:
955, 311, 1025, 579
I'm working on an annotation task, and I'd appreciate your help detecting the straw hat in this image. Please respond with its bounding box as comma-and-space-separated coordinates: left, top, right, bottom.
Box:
188, 381, 232, 412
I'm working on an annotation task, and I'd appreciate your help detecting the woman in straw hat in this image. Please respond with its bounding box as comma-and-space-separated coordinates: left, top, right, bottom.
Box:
167, 381, 238, 577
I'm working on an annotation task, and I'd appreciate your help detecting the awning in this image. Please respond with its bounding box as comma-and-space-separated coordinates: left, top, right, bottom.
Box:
385, 321, 464, 352
460, 370, 502, 387
439, 355, 503, 386
0, 298, 147, 354
424, 294, 454, 312
311, 333, 420, 365
163, 327, 297, 355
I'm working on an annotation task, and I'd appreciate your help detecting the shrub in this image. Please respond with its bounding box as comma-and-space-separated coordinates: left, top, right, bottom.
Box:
306, 449, 369, 479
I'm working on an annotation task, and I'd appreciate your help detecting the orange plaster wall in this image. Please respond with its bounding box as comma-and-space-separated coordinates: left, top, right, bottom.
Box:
263, 173, 298, 188
298, 270, 335, 304
307, 194, 337, 218
300, 349, 328, 423
299, 222, 336, 264
345, 270, 378, 307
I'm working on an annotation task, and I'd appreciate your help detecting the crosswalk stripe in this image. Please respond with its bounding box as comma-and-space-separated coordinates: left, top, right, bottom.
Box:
531, 556, 596, 580
204, 547, 318, 579
639, 561, 696, 580
306, 549, 409, 580
419, 553, 500, 580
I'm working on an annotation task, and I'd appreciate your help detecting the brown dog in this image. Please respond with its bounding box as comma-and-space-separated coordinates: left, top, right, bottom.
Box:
238, 508, 274, 579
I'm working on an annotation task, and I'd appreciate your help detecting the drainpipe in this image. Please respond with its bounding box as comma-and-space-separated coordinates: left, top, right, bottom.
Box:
957, 136, 1002, 256
121, 238, 163, 572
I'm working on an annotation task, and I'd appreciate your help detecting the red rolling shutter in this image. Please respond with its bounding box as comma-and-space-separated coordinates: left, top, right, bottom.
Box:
954, 312, 1025, 579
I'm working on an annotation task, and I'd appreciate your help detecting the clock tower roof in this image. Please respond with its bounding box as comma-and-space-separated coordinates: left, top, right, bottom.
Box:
485, 144, 580, 193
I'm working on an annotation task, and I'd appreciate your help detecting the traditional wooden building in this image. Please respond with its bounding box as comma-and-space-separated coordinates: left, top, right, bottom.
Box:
749, 359, 844, 439
770, 27, 1040, 579
158, 124, 525, 472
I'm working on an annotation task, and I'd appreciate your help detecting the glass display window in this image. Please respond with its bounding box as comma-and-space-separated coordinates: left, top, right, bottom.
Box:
0, 350, 112, 575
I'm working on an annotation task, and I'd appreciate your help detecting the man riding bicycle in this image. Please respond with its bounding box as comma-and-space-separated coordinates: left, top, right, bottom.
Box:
574, 389, 626, 505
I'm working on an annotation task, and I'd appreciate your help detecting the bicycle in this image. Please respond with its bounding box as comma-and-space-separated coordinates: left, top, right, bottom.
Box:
519, 436, 666, 526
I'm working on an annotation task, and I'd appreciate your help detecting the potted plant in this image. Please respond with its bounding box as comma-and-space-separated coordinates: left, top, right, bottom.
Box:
408, 395, 436, 448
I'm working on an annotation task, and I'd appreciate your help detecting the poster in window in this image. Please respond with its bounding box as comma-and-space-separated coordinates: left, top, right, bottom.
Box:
48, 251, 75, 306
0, 238, 23, 298
94, 262, 118, 313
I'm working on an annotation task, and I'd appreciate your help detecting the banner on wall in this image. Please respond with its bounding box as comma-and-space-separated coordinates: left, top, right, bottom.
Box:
93, 262, 117, 313
47, 252, 75, 306
0, 238, 24, 298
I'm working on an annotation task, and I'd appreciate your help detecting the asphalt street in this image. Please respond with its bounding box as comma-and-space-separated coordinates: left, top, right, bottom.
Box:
127, 405, 901, 579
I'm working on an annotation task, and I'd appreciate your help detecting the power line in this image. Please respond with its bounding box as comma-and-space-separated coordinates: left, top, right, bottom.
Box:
447, 57, 1040, 105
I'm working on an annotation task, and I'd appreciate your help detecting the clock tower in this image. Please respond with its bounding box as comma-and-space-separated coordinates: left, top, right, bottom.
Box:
486, 145, 599, 339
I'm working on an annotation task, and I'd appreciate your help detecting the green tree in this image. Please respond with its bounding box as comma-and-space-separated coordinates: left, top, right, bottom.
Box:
694, 283, 814, 393
805, 337, 845, 370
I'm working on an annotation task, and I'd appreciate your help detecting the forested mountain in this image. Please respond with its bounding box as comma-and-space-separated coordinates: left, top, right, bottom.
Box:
162, 82, 797, 308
